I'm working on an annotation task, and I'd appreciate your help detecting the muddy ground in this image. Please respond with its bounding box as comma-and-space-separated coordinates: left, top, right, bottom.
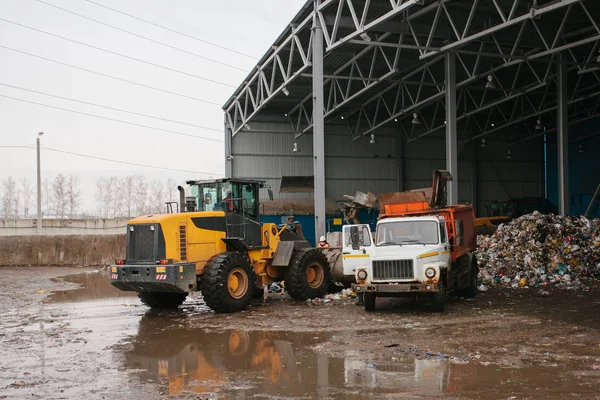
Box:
0, 267, 599, 399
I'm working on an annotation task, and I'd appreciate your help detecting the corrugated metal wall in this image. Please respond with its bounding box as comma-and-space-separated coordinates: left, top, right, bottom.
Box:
230, 119, 399, 199
229, 116, 544, 217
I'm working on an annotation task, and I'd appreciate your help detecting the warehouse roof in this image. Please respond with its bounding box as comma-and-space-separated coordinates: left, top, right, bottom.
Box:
224, 0, 600, 146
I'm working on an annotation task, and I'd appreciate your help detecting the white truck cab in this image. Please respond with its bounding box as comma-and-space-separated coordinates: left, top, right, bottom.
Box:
345, 213, 475, 312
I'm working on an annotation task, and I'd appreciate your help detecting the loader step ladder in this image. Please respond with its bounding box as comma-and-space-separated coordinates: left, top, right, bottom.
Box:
585, 183, 600, 217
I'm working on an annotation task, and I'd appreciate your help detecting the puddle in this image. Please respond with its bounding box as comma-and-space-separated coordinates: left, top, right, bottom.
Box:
46, 270, 138, 303
122, 315, 516, 399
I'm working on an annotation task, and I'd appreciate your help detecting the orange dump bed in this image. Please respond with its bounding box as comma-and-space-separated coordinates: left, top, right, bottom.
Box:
380, 202, 476, 262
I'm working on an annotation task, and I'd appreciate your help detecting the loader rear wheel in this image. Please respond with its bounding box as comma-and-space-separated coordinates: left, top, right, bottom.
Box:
199, 252, 256, 313
284, 249, 331, 301
138, 292, 187, 309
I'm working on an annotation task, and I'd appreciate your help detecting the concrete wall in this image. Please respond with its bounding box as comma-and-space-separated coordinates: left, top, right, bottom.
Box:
0, 235, 126, 266
0, 218, 129, 236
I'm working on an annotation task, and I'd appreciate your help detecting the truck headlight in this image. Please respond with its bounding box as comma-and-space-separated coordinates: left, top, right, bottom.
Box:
425, 268, 436, 278
357, 269, 368, 280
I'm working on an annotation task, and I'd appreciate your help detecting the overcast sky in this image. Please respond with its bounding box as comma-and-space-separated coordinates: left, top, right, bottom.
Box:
0, 0, 306, 213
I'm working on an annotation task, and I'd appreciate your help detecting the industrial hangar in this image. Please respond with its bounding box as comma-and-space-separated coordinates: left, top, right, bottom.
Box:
223, 0, 600, 241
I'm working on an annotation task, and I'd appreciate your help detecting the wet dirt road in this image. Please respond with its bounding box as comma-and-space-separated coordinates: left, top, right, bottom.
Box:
1, 267, 599, 399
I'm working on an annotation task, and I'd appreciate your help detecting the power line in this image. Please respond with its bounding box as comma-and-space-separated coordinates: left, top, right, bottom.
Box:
0, 45, 224, 106
85, 0, 259, 60
0, 145, 220, 175
0, 18, 238, 88
33, 0, 251, 72
0, 94, 224, 142
44, 147, 221, 175
0, 83, 222, 132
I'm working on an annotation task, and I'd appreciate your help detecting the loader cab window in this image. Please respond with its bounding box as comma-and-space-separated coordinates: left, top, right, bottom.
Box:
202, 187, 218, 212
241, 183, 258, 218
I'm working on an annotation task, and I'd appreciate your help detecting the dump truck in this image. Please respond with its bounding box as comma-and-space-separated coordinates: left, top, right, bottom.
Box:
110, 178, 336, 313
348, 171, 478, 312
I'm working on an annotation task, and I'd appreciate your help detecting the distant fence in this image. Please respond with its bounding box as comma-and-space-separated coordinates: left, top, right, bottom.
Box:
0, 218, 129, 236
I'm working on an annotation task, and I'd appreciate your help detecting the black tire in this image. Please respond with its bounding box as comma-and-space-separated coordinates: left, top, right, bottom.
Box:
364, 293, 376, 312
199, 252, 256, 313
327, 281, 344, 294
432, 278, 447, 312
138, 292, 187, 309
284, 249, 331, 301
462, 259, 479, 298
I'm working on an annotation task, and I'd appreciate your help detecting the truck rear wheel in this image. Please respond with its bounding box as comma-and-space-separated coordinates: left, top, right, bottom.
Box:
364, 293, 376, 312
199, 252, 256, 313
463, 259, 479, 298
138, 292, 187, 309
284, 249, 331, 301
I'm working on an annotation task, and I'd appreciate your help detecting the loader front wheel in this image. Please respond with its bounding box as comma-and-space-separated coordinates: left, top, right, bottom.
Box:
284, 249, 331, 301
138, 292, 187, 309
199, 252, 256, 313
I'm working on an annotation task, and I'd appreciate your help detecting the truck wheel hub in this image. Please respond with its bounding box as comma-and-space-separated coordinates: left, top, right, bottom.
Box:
227, 268, 248, 299
305, 262, 324, 289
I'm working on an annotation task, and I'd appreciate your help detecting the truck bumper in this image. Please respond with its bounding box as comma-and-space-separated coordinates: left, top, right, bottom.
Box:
353, 282, 439, 293
110, 263, 197, 293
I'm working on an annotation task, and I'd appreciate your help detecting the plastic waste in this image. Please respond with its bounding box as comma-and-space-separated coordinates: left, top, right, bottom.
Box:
476, 212, 600, 290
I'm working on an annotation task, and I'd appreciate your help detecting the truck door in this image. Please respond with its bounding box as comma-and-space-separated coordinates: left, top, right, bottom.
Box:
342, 224, 374, 276
439, 221, 451, 265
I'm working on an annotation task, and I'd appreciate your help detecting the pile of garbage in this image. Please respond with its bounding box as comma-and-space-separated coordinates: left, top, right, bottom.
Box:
307, 288, 357, 304
476, 212, 600, 288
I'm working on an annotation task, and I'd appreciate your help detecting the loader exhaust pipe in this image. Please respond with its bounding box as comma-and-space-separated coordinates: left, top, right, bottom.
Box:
177, 186, 185, 213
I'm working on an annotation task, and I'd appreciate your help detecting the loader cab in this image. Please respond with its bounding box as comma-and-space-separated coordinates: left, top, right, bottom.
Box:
188, 179, 262, 221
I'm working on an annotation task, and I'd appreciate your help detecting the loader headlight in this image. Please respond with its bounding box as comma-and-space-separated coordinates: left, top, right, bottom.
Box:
425, 268, 436, 278
357, 269, 368, 280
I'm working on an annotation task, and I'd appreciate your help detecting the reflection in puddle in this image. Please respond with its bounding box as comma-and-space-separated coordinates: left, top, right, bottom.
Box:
124, 315, 479, 398
46, 270, 137, 303
39, 271, 500, 398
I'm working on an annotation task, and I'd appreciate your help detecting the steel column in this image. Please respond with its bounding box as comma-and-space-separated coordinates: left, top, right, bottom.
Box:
557, 52, 569, 215
313, 2, 326, 240
445, 52, 458, 205
224, 115, 233, 178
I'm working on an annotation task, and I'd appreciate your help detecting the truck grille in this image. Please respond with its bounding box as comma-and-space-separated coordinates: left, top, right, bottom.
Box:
127, 224, 166, 262
372, 260, 414, 280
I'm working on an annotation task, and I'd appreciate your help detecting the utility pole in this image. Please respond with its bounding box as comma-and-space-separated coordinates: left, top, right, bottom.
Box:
37, 132, 43, 234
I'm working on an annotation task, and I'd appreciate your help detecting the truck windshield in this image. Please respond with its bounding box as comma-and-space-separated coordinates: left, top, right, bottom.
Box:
376, 221, 439, 246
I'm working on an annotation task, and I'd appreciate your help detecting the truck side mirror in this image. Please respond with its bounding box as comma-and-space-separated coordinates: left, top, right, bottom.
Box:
268, 189, 274, 201
350, 226, 360, 250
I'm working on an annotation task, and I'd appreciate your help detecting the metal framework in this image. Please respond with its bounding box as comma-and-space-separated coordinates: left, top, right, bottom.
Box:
224, 0, 600, 146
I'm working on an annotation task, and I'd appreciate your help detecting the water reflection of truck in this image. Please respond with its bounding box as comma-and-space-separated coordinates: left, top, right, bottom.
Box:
348, 171, 478, 312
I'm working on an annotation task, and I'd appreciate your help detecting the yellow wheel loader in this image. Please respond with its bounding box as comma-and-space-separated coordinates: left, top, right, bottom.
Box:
110, 179, 332, 313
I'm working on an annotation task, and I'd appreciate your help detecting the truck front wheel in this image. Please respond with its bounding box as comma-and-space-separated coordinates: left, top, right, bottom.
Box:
138, 292, 187, 309
364, 293, 376, 312
432, 279, 446, 312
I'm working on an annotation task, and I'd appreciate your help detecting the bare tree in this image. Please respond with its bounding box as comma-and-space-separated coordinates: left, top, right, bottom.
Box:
135, 175, 148, 215
52, 174, 68, 218
165, 178, 178, 203
20, 178, 33, 216
149, 179, 166, 214
121, 176, 136, 218
1, 176, 18, 218
66, 175, 81, 218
